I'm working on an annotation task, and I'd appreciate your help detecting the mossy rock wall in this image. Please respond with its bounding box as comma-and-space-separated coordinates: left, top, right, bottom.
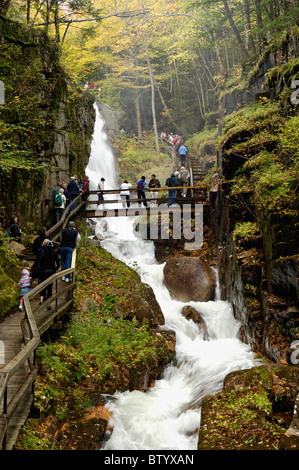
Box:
213, 35, 299, 363
0, 16, 95, 229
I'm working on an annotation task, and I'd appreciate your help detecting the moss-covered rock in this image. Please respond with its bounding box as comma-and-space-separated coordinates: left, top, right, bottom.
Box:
198, 365, 298, 450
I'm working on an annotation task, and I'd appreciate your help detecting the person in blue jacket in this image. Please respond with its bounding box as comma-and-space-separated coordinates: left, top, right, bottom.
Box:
137, 176, 147, 207
67, 176, 81, 211
178, 144, 189, 166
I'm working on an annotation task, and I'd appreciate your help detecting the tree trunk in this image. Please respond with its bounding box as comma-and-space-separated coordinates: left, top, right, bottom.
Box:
241, 0, 256, 55
144, 31, 159, 152
222, 0, 250, 59
135, 89, 142, 141
254, 0, 266, 52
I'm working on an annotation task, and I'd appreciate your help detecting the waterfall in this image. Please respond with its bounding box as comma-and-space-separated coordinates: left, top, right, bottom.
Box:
86, 102, 119, 193
85, 104, 259, 450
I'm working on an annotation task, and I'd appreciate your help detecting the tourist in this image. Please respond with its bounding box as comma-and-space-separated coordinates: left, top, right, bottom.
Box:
178, 166, 190, 197
67, 176, 80, 211
148, 174, 161, 206
61, 182, 71, 206
120, 180, 132, 208
166, 173, 179, 206
18, 268, 31, 311
178, 144, 189, 166
98, 177, 105, 204
54, 188, 66, 223
137, 176, 147, 207
81, 175, 90, 202
32, 227, 48, 256
6, 215, 22, 243
60, 221, 81, 282
38, 239, 60, 309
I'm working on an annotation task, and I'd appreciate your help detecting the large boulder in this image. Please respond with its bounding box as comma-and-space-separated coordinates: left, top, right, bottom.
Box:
163, 256, 216, 302
112, 284, 165, 326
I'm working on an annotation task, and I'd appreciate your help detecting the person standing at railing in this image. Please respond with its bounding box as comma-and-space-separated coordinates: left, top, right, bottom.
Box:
148, 174, 161, 206
97, 177, 105, 204
120, 180, 132, 208
18, 268, 31, 311
60, 221, 81, 283
137, 176, 147, 207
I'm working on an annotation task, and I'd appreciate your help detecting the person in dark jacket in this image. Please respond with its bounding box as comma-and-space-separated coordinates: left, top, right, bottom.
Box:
137, 176, 147, 207
8, 215, 22, 243
67, 176, 81, 211
38, 239, 60, 309
60, 221, 81, 282
166, 173, 179, 206
32, 227, 48, 256
148, 174, 161, 206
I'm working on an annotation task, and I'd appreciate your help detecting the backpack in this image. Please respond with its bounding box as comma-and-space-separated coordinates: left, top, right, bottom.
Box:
55, 193, 63, 206
137, 179, 144, 189
166, 177, 173, 187
4, 226, 11, 238
52, 187, 59, 202
83, 180, 89, 191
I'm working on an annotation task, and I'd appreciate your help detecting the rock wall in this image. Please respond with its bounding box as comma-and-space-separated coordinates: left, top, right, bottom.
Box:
0, 17, 96, 229
213, 33, 299, 363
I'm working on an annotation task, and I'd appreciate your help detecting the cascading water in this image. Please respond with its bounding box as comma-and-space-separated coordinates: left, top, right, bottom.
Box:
86, 104, 259, 450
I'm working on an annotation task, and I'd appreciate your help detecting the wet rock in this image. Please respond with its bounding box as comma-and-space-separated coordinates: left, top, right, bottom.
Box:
270, 257, 299, 302
163, 256, 216, 302
55, 408, 108, 450
181, 305, 209, 339
112, 284, 165, 326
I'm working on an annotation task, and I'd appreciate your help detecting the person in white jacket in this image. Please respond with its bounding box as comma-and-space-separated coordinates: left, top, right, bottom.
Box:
54, 188, 66, 223
120, 180, 132, 208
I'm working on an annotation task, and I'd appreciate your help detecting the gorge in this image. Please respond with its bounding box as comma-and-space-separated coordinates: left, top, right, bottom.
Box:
0, 0, 298, 452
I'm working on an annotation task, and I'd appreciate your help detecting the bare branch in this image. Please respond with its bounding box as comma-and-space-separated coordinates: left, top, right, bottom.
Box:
33, 9, 150, 26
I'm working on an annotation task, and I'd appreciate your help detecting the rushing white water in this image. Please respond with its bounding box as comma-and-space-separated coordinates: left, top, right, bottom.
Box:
86, 105, 259, 450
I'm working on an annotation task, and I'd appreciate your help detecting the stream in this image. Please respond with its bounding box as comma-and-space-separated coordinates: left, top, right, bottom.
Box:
85, 104, 259, 450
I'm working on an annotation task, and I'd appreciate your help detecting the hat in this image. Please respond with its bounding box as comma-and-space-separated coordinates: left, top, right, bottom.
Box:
174, 171, 179, 176
71, 176, 76, 180
21, 269, 29, 276
68, 221, 75, 228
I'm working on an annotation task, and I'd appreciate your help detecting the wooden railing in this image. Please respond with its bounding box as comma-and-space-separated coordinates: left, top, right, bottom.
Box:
46, 192, 86, 241
85, 185, 208, 207
0, 193, 84, 450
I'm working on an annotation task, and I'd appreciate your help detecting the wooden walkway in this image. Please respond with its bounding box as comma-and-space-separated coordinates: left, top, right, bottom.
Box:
0, 193, 84, 450
85, 185, 208, 219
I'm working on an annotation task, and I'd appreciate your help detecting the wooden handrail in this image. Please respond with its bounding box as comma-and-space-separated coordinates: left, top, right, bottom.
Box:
47, 193, 85, 241
88, 185, 207, 194
0, 227, 78, 448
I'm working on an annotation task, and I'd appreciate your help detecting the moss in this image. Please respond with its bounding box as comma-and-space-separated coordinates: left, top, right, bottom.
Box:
0, 232, 24, 319
198, 366, 285, 450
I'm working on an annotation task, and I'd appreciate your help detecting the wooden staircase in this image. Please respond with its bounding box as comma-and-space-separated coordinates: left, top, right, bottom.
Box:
189, 156, 206, 183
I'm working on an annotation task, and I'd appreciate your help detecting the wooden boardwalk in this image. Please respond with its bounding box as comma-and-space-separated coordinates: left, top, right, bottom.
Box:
0, 193, 84, 450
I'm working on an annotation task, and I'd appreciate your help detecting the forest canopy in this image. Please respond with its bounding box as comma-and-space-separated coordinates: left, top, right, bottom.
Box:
4, 0, 299, 135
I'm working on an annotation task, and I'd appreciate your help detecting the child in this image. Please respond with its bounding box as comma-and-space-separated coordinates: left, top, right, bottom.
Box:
19, 268, 31, 311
